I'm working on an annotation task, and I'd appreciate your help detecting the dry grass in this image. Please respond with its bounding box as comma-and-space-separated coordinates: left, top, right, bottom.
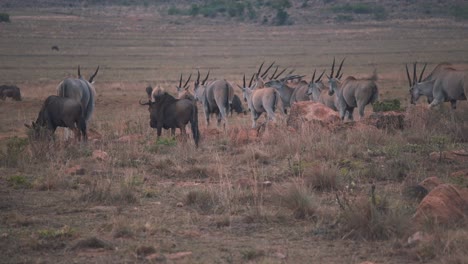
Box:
0, 5, 468, 263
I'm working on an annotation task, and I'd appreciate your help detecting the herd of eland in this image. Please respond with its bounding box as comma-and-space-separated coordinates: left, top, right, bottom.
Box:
14, 59, 467, 147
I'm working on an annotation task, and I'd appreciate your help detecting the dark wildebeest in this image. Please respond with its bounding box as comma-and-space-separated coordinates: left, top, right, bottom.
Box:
230, 94, 247, 116
193, 70, 234, 129
51, 45, 59, 51
56, 65, 99, 138
145, 85, 153, 101
327, 58, 379, 121
140, 88, 200, 147
25, 95, 87, 141
406, 62, 467, 109
0, 85, 22, 101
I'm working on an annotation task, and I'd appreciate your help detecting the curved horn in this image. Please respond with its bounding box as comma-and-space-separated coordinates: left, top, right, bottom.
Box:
261, 61, 275, 78
330, 57, 336, 79
311, 69, 316, 83
317, 70, 326, 81
202, 70, 210, 85
89, 66, 100, 83
274, 67, 288, 79
418, 63, 427, 82
248, 73, 255, 87
78, 65, 81, 78
184, 73, 192, 88
288, 68, 295, 75
243, 74, 246, 88
270, 66, 279, 80
139, 99, 151, 105
336, 58, 345, 78
257, 61, 265, 76
413, 62, 417, 85
405, 64, 412, 88
179, 73, 183, 87
196, 70, 200, 85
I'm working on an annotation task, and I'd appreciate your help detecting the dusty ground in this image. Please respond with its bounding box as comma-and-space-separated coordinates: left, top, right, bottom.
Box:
0, 5, 467, 264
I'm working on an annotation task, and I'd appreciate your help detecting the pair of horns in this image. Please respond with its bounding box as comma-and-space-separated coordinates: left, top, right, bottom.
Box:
178, 73, 192, 89
78, 65, 100, 83
328, 57, 345, 79
310, 69, 326, 83
242, 73, 257, 88
196, 70, 210, 85
405, 62, 427, 88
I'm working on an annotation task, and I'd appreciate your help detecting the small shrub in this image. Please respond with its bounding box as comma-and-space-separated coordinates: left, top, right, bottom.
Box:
241, 248, 265, 261
168, 5, 184, 15
7, 175, 31, 189
335, 14, 353, 22
274, 8, 289, 25
279, 183, 316, 219
0, 137, 29, 167
38, 226, 75, 239
0, 13, 10, 23
185, 189, 224, 214
372, 99, 402, 112
304, 165, 341, 191
336, 187, 412, 240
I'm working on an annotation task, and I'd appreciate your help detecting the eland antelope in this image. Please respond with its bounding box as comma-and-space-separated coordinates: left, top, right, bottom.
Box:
327, 58, 379, 121
407, 62, 467, 109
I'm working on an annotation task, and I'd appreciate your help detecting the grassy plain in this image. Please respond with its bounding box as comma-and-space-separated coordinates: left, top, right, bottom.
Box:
0, 6, 467, 264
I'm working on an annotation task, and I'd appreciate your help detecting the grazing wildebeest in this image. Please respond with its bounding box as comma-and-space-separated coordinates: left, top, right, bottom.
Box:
238, 73, 284, 128
145, 85, 153, 101
306, 69, 338, 111
406, 62, 467, 109
175, 73, 194, 100
193, 71, 234, 129
327, 58, 379, 121
51, 45, 59, 51
25, 95, 87, 141
140, 88, 200, 147
56, 66, 99, 138
0, 85, 22, 101
230, 94, 247, 116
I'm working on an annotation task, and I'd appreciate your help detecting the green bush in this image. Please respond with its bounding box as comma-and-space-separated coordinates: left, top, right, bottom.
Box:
451, 4, 468, 20
0, 13, 10, 23
331, 3, 387, 20
335, 14, 354, 22
372, 99, 402, 112
275, 8, 289, 25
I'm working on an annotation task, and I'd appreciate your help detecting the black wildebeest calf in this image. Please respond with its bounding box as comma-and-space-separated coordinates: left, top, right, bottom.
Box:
140, 89, 200, 147
0, 85, 22, 101
25, 95, 87, 141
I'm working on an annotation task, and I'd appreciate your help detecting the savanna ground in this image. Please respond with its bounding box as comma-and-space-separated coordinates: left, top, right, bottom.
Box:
0, 3, 468, 264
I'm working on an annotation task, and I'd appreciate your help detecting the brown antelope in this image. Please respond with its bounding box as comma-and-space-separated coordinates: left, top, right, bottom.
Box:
327, 58, 379, 121
407, 62, 467, 109
238, 73, 284, 128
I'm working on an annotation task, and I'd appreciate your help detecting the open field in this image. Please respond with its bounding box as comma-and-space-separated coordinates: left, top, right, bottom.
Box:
1, 6, 468, 264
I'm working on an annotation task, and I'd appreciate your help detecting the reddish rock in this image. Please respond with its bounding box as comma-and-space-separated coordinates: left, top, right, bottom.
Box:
450, 169, 468, 187
418, 177, 442, 192
413, 184, 468, 226
92, 150, 109, 162
287, 101, 340, 130
65, 165, 85, 175
429, 150, 468, 163
364, 111, 405, 130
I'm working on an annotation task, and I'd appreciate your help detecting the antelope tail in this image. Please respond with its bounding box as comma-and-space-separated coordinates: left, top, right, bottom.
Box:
227, 82, 234, 116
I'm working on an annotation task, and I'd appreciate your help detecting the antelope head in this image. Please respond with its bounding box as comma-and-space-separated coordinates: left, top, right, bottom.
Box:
326, 57, 345, 96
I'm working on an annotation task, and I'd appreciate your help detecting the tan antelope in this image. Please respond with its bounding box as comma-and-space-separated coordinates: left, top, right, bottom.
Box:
327, 58, 379, 121
238, 73, 284, 128
175, 73, 193, 100
193, 70, 234, 129
407, 62, 467, 109
306, 69, 338, 111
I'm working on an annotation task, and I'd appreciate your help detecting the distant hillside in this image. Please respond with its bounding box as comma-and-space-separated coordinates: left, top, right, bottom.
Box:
2, 0, 468, 25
